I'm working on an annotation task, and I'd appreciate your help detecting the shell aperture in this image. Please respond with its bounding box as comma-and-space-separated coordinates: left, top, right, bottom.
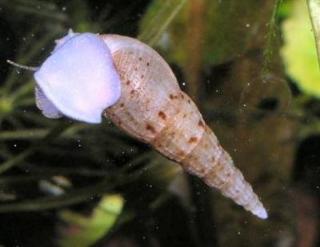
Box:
34, 33, 121, 123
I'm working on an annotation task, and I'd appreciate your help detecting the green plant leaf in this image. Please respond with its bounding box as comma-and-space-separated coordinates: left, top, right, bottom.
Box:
308, 0, 320, 64
59, 194, 124, 247
281, 0, 320, 97
138, 0, 187, 46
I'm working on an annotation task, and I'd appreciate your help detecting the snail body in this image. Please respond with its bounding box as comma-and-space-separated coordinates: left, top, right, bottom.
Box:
18, 32, 267, 219
33, 32, 121, 123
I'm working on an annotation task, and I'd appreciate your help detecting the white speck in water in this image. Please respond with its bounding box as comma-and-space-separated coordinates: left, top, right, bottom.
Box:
245, 23, 251, 28
247, 82, 251, 86
243, 104, 247, 108
13, 144, 17, 148
237, 231, 241, 235
182, 81, 186, 87
159, 32, 170, 49
77, 139, 82, 147
62, 6, 67, 11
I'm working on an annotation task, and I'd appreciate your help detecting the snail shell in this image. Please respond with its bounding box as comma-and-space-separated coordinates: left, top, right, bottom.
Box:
101, 35, 268, 219
26, 32, 267, 219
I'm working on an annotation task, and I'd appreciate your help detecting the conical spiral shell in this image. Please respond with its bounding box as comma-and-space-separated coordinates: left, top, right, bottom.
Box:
101, 34, 267, 219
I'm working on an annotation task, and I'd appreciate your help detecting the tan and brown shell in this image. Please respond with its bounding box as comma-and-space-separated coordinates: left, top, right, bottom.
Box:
101, 34, 267, 219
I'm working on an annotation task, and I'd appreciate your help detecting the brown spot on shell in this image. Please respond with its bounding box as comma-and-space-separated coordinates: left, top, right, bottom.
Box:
187, 99, 191, 104
188, 137, 198, 144
126, 80, 131, 85
130, 90, 135, 95
177, 150, 185, 157
198, 120, 205, 128
169, 94, 178, 100
158, 111, 167, 120
147, 62, 150, 66
225, 172, 232, 178
120, 103, 124, 107
141, 75, 144, 79
139, 57, 142, 61
146, 124, 156, 134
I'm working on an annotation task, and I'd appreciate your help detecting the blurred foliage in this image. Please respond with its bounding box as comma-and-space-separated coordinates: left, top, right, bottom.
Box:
141, 0, 275, 67
0, 0, 320, 247
308, 0, 320, 65
138, 0, 187, 46
281, 0, 320, 97
59, 194, 124, 247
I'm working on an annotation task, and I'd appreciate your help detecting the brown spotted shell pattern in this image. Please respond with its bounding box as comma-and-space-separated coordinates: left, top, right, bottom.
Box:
101, 34, 268, 219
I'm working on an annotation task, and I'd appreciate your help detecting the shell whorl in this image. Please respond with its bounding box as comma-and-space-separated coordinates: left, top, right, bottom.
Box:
101, 34, 267, 219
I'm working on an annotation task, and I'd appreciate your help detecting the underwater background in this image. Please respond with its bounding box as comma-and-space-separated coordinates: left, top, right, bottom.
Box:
0, 0, 319, 246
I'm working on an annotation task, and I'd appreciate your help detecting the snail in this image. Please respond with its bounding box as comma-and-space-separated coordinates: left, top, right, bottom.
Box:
8, 31, 268, 219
